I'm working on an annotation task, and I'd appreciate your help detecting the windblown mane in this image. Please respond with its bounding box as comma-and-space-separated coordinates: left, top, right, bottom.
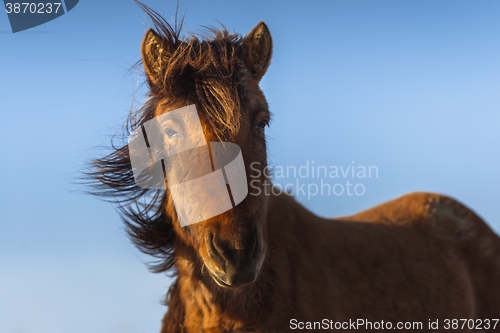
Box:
86, 3, 250, 273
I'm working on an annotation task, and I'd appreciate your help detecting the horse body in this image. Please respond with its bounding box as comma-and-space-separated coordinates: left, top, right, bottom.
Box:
89, 4, 500, 332
163, 192, 500, 332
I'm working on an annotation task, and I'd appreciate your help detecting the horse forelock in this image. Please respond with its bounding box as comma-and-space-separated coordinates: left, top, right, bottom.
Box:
140, 2, 250, 139
163, 38, 248, 139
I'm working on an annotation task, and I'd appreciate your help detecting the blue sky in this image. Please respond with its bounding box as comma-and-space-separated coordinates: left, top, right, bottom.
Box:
1, 1, 500, 332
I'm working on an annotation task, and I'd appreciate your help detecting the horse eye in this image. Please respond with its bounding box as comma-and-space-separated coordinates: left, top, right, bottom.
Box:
165, 128, 179, 139
256, 120, 268, 132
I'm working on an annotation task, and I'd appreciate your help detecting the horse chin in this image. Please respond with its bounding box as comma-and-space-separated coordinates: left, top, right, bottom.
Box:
211, 272, 248, 288
208, 269, 258, 288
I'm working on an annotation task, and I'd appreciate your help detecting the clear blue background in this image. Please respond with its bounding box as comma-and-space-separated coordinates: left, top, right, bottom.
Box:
1, 1, 499, 332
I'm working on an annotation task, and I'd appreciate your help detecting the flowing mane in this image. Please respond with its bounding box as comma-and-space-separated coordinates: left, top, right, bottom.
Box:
87, 6, 250, 273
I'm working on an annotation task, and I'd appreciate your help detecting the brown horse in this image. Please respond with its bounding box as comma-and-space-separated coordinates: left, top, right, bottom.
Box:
89, 4, 500, 333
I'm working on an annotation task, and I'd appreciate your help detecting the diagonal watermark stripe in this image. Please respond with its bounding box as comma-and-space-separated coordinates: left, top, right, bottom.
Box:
4, 0, 79, 33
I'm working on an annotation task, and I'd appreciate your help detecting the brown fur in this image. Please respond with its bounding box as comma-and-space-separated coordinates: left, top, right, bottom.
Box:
88, 3, 500, 332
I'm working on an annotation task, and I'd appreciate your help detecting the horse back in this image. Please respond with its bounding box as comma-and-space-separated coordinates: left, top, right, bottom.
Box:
340, 192, 500, 320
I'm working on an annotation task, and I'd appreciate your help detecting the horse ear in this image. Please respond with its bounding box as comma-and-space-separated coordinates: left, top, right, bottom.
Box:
242, 21, 273, 82
141, 29, 170, 85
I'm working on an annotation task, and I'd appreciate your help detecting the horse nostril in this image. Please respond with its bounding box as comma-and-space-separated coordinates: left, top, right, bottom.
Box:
206, 233, 227, 272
